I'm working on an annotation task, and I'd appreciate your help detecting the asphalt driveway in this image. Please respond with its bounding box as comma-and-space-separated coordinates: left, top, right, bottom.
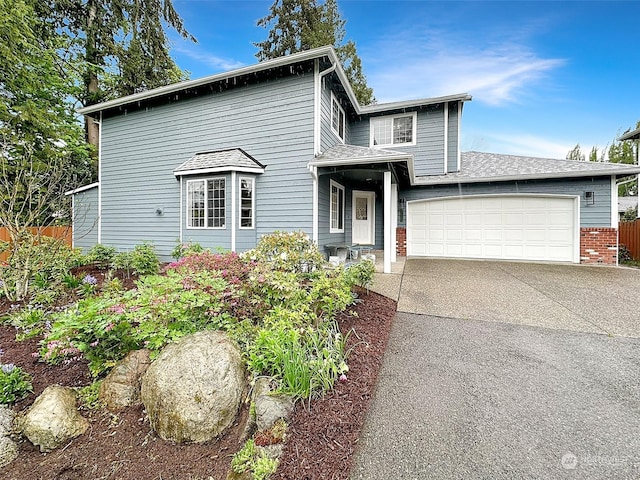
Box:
352, 259, 640, 479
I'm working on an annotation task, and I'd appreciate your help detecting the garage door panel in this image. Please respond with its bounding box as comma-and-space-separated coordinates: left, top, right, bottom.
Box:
407, 195, 577, 263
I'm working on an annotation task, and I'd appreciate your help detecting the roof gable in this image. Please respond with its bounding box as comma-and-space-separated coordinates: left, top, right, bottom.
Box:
173, 148, 265, 177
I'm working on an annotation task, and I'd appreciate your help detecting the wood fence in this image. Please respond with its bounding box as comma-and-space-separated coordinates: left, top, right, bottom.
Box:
0, 226, 72, 262
619, 219, 640, 260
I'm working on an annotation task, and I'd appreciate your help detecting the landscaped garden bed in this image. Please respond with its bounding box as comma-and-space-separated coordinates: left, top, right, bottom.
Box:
0, 233, 396, 479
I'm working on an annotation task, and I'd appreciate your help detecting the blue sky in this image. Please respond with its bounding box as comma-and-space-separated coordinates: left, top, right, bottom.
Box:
169, 0, 640, 160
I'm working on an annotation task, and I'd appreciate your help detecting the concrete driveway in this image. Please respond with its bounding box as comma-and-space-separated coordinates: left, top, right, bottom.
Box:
352, 259, 640, 479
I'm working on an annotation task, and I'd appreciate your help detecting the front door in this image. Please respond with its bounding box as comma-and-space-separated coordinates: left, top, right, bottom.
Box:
352, 191, 375, 245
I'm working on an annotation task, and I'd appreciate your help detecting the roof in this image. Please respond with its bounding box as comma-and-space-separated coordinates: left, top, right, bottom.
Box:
64, 182, 99, 196
619, 196, 638, 212
413, 151, 640, 185
619, 127, 640, 141
173, 148, 265, 177
77, 45, 471, 117
309, 144, 415, 180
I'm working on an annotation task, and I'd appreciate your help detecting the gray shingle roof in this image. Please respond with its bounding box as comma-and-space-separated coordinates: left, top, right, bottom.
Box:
619, 196, 638, 213
174, 148, 265, 176
414, 151, 640, 185
311, 144, 412, 163
619, 127, 640, 141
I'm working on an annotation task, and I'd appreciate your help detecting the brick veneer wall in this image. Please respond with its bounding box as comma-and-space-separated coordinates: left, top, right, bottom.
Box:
580, 227, 617, 265
396, 227, 406, 257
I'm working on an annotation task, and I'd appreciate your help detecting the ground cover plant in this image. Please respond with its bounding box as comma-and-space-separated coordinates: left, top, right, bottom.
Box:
0, 231, 392, 479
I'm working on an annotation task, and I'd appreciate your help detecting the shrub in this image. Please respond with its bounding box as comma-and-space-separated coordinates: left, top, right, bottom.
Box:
111, 250, 134, 277
0, 360, 33, 404
170, 240, 205, 260
231, 439, 279, 480
248, 231, 325, 274
130, 242, 159, 276
88, 244, 117, 269
10, 307, 49, 340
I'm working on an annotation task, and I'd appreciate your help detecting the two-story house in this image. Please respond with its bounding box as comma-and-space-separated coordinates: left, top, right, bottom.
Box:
68, 46, 640, 270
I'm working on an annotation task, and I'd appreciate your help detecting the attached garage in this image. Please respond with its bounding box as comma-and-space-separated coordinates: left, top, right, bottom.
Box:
406, 195, 580, 263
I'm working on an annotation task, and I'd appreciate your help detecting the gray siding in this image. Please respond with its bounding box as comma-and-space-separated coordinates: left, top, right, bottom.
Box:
72, 186, 99, 252
348, 106, 447, 176
399, 177, 613, 227
447, 102, 459, 173
99, 70, 315, 259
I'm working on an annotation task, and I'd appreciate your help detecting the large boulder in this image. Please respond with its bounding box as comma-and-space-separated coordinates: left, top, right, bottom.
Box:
19, 385, 88, 452
140, 331, 246, 443
99, 349, 151, 411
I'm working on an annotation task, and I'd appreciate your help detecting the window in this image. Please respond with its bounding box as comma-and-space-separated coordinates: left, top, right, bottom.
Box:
370, 112, 417, 147
186, 178, 226, 228
330, 180, 345, 233
331, 93, 345, 142
239, 177, 254, 229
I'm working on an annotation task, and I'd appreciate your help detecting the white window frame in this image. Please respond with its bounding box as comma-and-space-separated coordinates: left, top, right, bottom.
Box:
330, 179, 345, 233
331, 93, 346, 143
239, 176, 255, 230
186, 177, 226, 230
369, 111, 417, 148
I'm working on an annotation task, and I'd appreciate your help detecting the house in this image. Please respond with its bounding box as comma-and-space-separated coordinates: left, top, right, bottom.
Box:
68, 46, 640, 271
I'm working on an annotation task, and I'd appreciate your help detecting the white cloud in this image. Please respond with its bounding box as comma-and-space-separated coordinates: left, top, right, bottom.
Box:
365, 32, 565, 106
464, 132, 573, 159
172, 44, 245, 72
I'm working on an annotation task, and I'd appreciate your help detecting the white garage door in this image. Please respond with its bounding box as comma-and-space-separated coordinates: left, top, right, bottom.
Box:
407, 195, 578, 262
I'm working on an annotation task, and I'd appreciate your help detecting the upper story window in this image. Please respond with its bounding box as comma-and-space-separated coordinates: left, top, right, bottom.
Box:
239, 177, 254, 229
370, 112, 417, 148
187, 177, 225, 229
331, 93, 346, 142
330, 180, 345, 233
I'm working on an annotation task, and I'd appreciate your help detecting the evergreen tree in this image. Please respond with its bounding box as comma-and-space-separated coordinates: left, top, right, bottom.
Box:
46, 0, 195, 146
255, 0, 374, 105
566, 144, 585, 161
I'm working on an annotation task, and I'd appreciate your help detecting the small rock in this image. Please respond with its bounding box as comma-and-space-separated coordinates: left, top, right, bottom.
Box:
19, 385, 89, 452
0, 436, 18, 468
0, 405, 15, 437
99, 349, 151, 410
253, 378, 294, 431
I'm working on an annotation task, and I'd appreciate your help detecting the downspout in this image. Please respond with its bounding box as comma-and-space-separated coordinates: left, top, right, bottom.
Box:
312, 58, 338, 243
96, 112, 102, 243
179, 178, 183, 243
443, 102, 449, 173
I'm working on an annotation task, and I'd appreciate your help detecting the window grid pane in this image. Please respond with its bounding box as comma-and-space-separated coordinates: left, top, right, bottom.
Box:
240, 178, 253, 228
207, 178, 225, 228
330, 183, 344, 231
373, 117, 393, 146
393, 116, 413, 144
188, 181, 205, 228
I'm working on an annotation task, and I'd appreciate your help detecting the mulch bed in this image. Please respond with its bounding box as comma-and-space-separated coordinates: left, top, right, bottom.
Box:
0, 284, 396, 480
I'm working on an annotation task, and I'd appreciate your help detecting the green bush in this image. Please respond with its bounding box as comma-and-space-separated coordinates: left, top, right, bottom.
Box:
10, 307, 48, 340
0, 363, 33, 404
111, 250, 134, 277
231, 439, 279, 480
170, 240, 205, 260
248, 231, 325, 274
88, 244, 117, 269
344, 259, 375, 290
130, 242, 159, 276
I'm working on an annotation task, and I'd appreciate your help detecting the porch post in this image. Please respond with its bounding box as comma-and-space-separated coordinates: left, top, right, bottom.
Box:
384, 171, 392, 274
391, 183, 398, 263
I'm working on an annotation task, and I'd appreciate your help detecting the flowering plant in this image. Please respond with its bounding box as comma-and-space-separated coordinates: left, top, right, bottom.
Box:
0, 350, 33, 404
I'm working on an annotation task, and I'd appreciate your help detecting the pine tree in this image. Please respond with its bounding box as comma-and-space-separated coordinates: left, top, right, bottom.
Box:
255, 0, 374, 105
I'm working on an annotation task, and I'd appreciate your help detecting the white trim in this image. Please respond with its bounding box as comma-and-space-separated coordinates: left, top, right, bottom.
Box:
383, 172, 392, 273
231, 171, 236, 251
64, 182, 99, 196
314, 59, 321, 155
351, 190, 375, 245
457, 101, 462, 171
391, 184, 398, 263
443, 102, 449, 173
185, 177, 227, 230
406, 194, 581, 264
330, 92, 346, 143
97, 111, 102, 243
238, 176, 255, 230
174, 166, 264, 177
369, 112, 417, 148
311, 166, 319, 243
329, 180, 345, 233
179, 178, 183, 242
611, 176, 618, 228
